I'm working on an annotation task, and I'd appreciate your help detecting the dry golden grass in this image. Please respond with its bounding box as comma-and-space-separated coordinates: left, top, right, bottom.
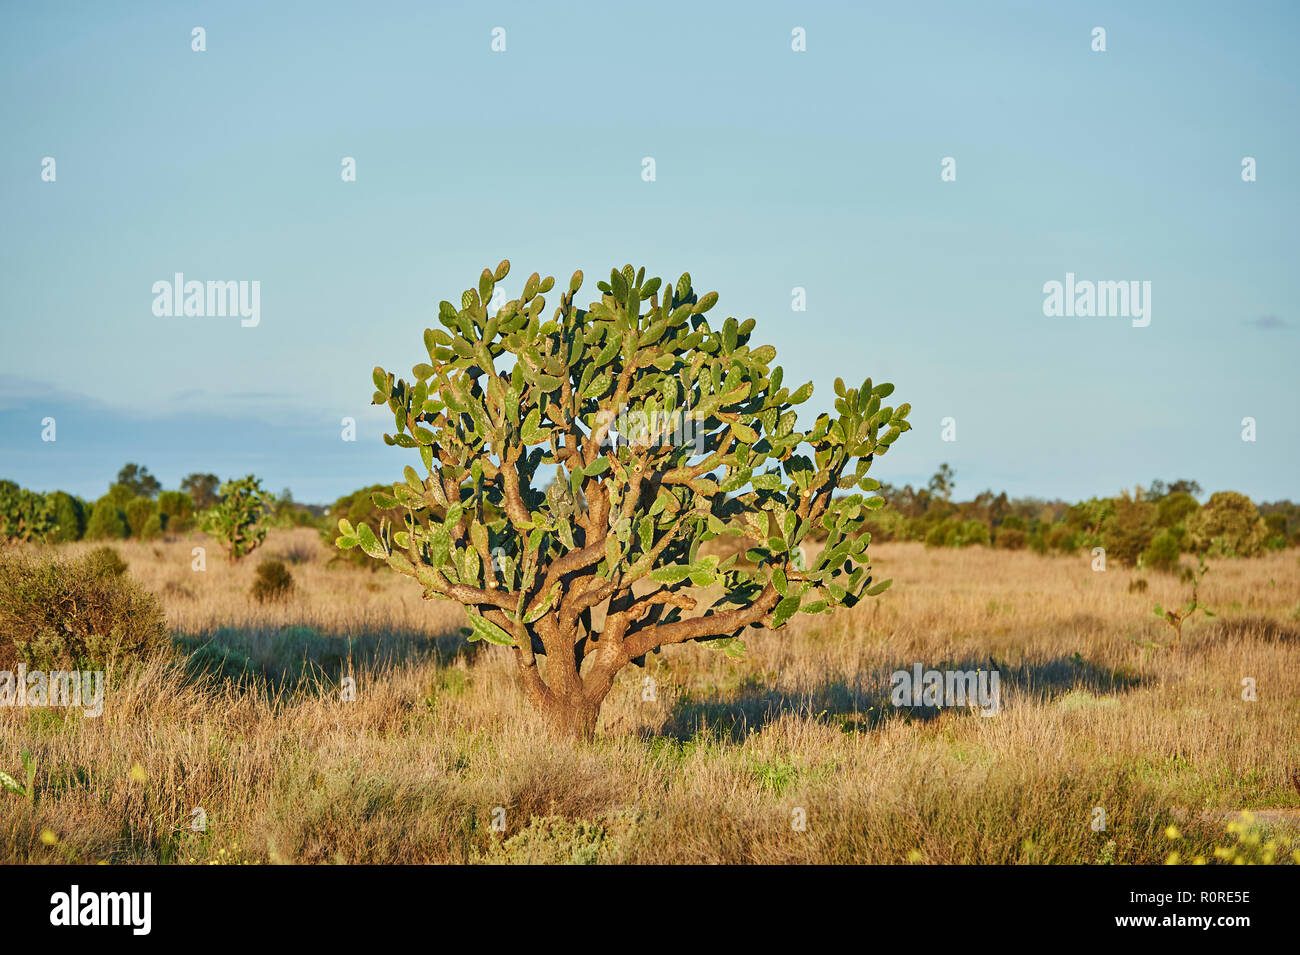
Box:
3, 528, 1298, 864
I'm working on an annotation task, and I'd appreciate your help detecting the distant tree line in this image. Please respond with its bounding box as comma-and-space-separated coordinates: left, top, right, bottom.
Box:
0, 464, 318, 545
866, 465, 1297, 570
5, 463, 1294, 577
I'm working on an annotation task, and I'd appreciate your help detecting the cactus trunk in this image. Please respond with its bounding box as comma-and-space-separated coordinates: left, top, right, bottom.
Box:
540, 692, 602, 741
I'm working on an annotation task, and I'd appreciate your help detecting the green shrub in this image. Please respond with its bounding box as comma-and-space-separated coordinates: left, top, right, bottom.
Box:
48, 491, 87, 543
0, 548, 167, 670
924, 517, 989, 548
84, 498, 128, 540
0, 481, 56, 543
1156, 491, 1198, 529
102, 483, 135, 510
1047, 524, 1080, 553
158, 490, 196, 534
200, 475, 270, 562
1066, 497, 1114, 537
250, 559, 294, 603
957, 519, 990, 546
1100, 493, 1158, 567
1142, 528, 1182, 573
84, 546, 129, 579
1261, 514, 1290, 550
1187, 492, 1268, 558
141, 513, 165, 540
995, 527, 1026, 550
124, 497, 159, 538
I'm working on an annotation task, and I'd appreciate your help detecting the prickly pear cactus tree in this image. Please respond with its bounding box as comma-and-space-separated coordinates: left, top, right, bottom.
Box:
339, 262, 910, 738
201, 475, 269, 562
0, 481, 55, 545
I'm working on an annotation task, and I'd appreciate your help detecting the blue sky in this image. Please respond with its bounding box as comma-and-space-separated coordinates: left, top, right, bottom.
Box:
1, 0, 1296, 504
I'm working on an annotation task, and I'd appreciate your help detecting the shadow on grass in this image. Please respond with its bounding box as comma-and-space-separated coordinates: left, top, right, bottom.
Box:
1200, 615, 1300, 645
173, 624, 474, 690
658, 653, 1146, 743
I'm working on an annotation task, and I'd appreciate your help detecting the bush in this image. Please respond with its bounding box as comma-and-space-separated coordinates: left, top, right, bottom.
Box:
1066, 497, 1114, 537
124, 497, 159, 538
49, 491, 87, 542
1258, 500, 1300, 546
1100, 493, 1158, 567
158, 490, 196, 534
250, 559, 294, 603
1142, 528, 1182, 573
84, 546, 129, 579
102, 483, 135, 510
201, 475, 270, 562
84, 498, 128, 540
1156, 491, 1199, 529
1187, 491, 1268, 558
0, 480, 56, 543
1047, 524, 1080, 553
924, 517, 989, 548
141, 513, 165, 540
0, 548, 167, 670
994, 527, 1026, 550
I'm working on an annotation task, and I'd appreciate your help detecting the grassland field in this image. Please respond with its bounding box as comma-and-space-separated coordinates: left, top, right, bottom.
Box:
3, 527, 1298, 864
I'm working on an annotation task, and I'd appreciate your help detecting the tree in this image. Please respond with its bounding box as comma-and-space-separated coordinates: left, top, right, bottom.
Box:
927, 463, 955, 503
1100, 490, 1158, 566
1146, 478, 1201, 502
158, 490, 197, 533
48, 491, 87, 543
337, 262, 911, 738
0, 481, 55, 544
116, 463, 161, 499
85, 497, 128, 540
1186, 491, 1268, 558
181, 473, 221, 510
201, 476, 270, 561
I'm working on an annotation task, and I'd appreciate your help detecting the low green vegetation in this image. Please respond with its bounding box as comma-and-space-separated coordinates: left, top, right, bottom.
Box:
0, 546, 166, 670
865, 468, 1293, 572
1, 463, 324, 548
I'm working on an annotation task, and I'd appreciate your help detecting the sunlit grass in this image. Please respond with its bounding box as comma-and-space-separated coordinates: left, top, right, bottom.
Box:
2, 529, 1297, 863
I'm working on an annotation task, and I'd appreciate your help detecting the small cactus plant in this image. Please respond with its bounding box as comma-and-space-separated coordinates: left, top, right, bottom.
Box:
0, 481, 56, 544
201, 475, 270, 562
339, 262, 911, 738
0, 751, 36, 805
1152, 555, 1214, 648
